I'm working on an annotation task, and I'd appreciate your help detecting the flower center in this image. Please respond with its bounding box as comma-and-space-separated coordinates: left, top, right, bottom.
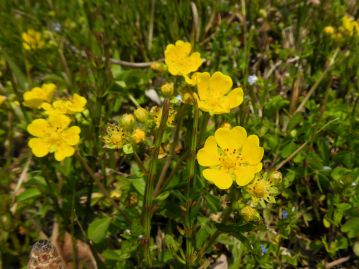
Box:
219, 148, 243, 172
110, 132, 124, 147
253, 181, 266, 198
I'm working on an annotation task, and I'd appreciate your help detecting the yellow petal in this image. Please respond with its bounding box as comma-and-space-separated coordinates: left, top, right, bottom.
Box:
27, 119, 50, 137
242, 146, 264, 165
197, 136, 219, 166
54, 144, 75, 161
28, 138, 50, 157
226, 87, 244, 109
68, 94, 87, 113
175, 40, 191, 57
62, 126, 81, 145
187, 52, 202, 72
203, 168, 233, 189
214, 126, 247, 150
242, 136, 264, 164
209, 72, 233, 96
48, 114, 71, 130
196, 72, 211, 100
234, 166, 256, 186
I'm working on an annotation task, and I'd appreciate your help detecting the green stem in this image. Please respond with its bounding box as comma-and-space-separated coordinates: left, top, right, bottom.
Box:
142, 99, 169, 267
185, 100, 199, 268
153, 105, 185, 197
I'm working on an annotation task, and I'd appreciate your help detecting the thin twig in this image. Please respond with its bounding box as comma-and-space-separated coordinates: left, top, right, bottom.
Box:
325, 256, 350, 268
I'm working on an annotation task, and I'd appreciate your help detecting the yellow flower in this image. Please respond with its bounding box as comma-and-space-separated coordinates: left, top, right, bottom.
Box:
195, 72, 244, 115
27, 114, 80, 161
241, 206, 260, 222
22, 29, 45, 50
132, 128, 145, 144
0, 95, 6, 106
324, 26, 335, 35
164, 40, 202, 76
197, 126, 264, 189
23, 83, 56, 108
102, 123, 125, 149
42, 94, 87, 115
342, 15, 359, 36
246, 176, 278, 207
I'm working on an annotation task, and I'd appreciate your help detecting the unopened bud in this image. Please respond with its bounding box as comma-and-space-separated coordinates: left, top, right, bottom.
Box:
134, 107, 148, 122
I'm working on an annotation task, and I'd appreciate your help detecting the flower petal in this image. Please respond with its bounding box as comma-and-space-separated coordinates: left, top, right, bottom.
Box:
54, 144, 75, 161
242, 136, 264, 165
203, 168, 233, 189
215, 126, 247, 150
234, 166, 257, 186
28, 138, 50, 157
48, 114, 71, 130
226, 87, 244, 109
209, 72, 233, 96
197, 136, 219, 167
196, 72, 211, 100
27, 119, 50, 137
62, 126, 81, 145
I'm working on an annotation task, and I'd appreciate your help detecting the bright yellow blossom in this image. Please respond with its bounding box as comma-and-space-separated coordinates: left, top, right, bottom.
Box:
22, 29, 45, 50
41, 94, 87, 115
164, 40, 202, 76
342, 15, 359, 36
246, 176, 279, 207
194, 72, 244, 115
0, 95, 6, 105
241, 206, 260, 222
23, 83, 56, 108
102, 123, 125, 149
27, 114, 80, 161
324, 26, 335, 35
132, 128, 145, 144
197, 126, 264, 189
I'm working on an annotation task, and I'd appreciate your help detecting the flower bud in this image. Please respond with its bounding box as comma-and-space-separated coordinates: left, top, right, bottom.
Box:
269, 171, 282, 184
241, 206, 260, 222
121, 113, 135, 127
161, 82, 174, 97
134, 107, 148, 122
150, 62, 167, 72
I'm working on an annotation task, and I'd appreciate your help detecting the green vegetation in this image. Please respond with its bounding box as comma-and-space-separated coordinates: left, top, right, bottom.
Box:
0, 0, 358, 268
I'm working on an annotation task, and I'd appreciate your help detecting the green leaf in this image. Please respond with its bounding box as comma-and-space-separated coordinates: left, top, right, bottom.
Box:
16, 188, 41, 202
341, 218, 359, 238
214, 223, 253, 242
131, 177, 145, 195
88, 217, 111, 243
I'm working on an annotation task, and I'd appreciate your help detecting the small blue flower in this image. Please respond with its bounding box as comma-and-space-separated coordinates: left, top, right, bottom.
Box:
282, 210, 288, 219
260, 244, 268, 254
248, 75, 258, 85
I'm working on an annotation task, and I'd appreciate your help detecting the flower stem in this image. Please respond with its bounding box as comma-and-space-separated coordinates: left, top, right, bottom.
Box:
185, 100, 199, 268
142, 99, 169, 267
